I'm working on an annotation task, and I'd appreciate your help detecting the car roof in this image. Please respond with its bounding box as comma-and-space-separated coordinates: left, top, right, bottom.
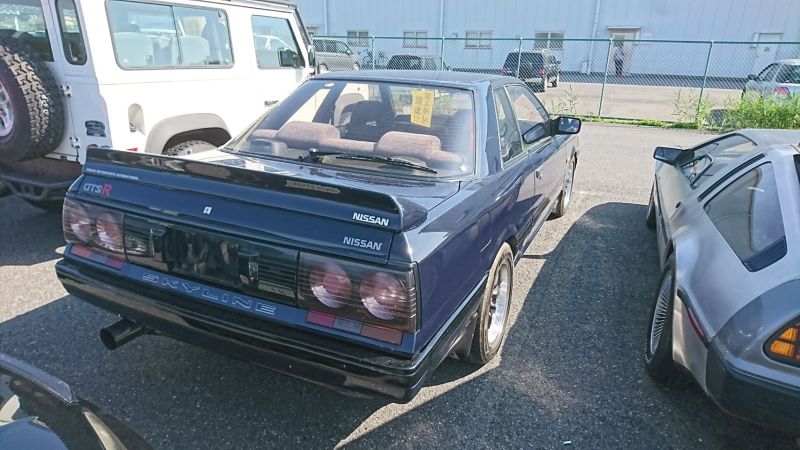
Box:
313, 70, 510, 86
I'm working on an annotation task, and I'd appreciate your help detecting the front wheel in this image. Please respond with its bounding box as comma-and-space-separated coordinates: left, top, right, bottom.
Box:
469, 243, 514, 364
644, 255, 684, 384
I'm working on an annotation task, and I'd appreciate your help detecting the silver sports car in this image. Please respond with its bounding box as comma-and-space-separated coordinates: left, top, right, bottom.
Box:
645, 129, 800, 431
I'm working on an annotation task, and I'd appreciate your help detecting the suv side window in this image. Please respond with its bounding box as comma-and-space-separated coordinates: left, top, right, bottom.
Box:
107, 1, 233, 68
335, 41, 350, 54
704, 163, 786, 271
252, 15, 304, 70
493, 88, 523, 163
505, 85, 548, 145
56, 0, 87, 65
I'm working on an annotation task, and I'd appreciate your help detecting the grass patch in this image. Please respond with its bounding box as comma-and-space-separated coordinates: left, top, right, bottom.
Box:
720, 94, 800, 130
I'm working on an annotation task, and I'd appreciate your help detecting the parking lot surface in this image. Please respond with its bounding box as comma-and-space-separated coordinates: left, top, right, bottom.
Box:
0, 123, 796, 449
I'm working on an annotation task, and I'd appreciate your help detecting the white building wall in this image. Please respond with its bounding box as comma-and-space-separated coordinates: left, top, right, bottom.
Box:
293, 0, 800, 77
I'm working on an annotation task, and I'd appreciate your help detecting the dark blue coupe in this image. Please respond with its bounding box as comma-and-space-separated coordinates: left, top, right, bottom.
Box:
55, 71, 581, 401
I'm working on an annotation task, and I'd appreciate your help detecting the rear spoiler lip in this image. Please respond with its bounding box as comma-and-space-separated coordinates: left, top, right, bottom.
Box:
84, 148, 427, 232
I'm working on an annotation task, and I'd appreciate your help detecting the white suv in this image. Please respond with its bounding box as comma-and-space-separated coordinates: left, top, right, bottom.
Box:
0, 0, 314, 208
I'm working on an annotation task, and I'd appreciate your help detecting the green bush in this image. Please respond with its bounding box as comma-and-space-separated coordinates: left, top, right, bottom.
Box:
722, 94, 800, 130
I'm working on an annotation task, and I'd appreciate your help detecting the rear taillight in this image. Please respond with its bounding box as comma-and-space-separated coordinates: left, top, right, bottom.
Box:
539, 67, 546, 76
775, 86, 791, 98
765, 318, 800, 366
299, 253, 417, 335
63, 198, 124, 256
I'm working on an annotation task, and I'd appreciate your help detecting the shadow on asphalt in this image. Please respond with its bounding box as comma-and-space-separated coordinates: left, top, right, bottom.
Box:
0, 200, 794, 449
0, 196, 64, 266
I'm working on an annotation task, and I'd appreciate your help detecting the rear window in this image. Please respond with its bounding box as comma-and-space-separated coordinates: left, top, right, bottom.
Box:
504, 52, 543, 66
704, 163, 786, 271
225, 79, 475, 178
776, 64, 800, 84
0, 1, 52, 60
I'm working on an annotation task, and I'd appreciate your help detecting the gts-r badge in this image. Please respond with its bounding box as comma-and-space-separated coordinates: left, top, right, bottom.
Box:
343, 236, 383, 251
352, 212, 390, 227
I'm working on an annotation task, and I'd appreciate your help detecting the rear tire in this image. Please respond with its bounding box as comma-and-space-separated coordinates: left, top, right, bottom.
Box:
0, 38, 65, 161
163, 139, 216, 157
644, 255, 684, 384
469, 243, 514, 364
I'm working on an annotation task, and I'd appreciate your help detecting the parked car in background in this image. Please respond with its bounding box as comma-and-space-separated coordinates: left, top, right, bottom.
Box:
645, 129, 800, 432
502, 49, 560, 92
386, 54, 444, 70
744, 59, 800, 98
56, 70, 582, 402
0, 352, 151, 449
0, 0, 314, 211
313, 37, 359, 72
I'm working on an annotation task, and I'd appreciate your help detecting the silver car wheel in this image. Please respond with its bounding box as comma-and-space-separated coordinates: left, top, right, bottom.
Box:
487, 259, 511, 347
0, 79, 14, 137
649, 268, 673, 355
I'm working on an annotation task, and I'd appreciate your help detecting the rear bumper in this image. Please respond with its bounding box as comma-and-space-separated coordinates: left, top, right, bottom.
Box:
0, 159, 80, 201
705, 345, 800, 431
56, 259, 483, 402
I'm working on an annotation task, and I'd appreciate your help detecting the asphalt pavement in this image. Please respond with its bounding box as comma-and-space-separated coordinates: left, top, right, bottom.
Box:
0, 123, 796, 449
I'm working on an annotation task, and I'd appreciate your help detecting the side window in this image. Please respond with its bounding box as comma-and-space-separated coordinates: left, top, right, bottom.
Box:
107, 1, 232, 68
56, 0, 87, 65
704, 163, 786, 271
0, 2, 53, 60
505, 85, 548, 144
758, 63, 779, 81
172, 7, 232, 66
335, 41, 350, 54
493, 88, 523, 163
252, 15, 304, 70
681, 134, 756, 186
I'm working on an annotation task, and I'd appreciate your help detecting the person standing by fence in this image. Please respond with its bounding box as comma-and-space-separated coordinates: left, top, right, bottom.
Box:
614, 43, 625, 77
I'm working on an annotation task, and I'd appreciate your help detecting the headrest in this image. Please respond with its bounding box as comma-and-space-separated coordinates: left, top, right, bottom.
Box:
276, 121, 340, 149
349, 101, 388, 125
375, 132, 462, 168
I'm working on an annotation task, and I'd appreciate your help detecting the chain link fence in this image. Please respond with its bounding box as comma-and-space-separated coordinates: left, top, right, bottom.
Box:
313, 35, 800, 124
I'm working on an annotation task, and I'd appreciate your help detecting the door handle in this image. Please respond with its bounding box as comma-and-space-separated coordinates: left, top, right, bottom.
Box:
535, 169, 542, 179
264, 100, 279, 107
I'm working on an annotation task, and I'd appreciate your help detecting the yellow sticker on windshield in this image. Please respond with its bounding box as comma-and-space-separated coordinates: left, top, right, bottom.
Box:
410, 90, 435, 128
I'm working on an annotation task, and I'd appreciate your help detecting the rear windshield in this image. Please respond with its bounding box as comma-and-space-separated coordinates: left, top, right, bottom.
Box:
776, 64, 800, 84
505, 52, 543, 66
0, 1, 53, 60
225, 79, 475, 178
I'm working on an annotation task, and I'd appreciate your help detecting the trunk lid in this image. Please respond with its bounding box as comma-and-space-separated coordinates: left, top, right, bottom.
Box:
78, 148, 459, 262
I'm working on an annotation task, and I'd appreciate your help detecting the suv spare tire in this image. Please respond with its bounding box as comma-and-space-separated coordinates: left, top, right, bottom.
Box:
0, 37, 65, 161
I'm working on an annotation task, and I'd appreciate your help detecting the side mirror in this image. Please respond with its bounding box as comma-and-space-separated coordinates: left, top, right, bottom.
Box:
552, 116, 582, 135
653, 146, 684, 164
279, 49, 299, 68
746, 74, 756, 81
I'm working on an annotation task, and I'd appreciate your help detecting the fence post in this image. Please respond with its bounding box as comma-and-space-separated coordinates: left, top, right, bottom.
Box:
598, 38, 613, 116
371, 36, 376, 69
697, 40, 714, 119
515, 37, 523, 78
440, 37, 445, 70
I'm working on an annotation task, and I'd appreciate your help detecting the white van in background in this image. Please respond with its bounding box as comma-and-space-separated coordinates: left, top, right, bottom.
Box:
0, 0, 314, 209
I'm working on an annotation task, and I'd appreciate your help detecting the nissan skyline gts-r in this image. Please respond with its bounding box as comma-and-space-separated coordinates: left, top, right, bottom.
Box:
55, 70, 581, 401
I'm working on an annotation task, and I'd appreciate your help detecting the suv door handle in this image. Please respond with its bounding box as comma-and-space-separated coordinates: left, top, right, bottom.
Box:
535, 169, 542, 179
264, 100, 279, 107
